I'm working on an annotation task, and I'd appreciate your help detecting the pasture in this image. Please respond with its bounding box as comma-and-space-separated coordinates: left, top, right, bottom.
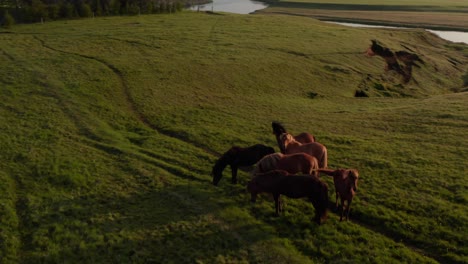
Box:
0, 11, 467, 263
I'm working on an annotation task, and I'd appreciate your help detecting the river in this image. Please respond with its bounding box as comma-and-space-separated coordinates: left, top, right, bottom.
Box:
326, 22, 468, 45
189, 0, 267, 14
189, 1, 468, 44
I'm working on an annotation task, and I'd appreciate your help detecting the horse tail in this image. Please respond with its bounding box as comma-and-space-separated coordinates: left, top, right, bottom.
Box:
319, 181, 329, 222
306, 156, 319, 177
321, 147, 328, 168
318, 168, 335, 177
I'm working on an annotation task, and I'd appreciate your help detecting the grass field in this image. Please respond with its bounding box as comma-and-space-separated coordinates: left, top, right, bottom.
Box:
256, 0, 468, 31
0, 10, 467, 263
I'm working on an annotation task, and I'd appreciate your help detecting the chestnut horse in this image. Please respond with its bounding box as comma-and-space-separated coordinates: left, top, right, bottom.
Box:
247, 170, 329, 224
279, 133, 328, 168
319, 168, 359, 221
272, 121, 315, 153
251, 152, 319, 177
212, 144, 275, 186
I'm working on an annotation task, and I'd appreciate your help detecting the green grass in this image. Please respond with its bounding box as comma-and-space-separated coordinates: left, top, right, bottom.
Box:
0, 11, 467, 263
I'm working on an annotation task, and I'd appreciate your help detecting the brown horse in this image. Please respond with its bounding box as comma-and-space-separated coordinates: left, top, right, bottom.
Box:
250, 152, 320, 205
366, 40, 405, 74
251, 152, 319, 177
279, 133, 328, 168
366, 40, 423, 83
271, 121, 315, 154
247, 170, 329, 224
319, 168, 359, 221
211, 144, 275, 186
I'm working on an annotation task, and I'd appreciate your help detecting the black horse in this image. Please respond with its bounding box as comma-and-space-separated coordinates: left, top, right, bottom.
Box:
212, 144, 275, 186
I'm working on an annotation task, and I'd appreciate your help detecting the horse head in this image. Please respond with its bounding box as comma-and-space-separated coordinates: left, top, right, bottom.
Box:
348, 169, 359, 192
211, 156, 230, 186
272, 121, 287, 135
211, 165, 223, 186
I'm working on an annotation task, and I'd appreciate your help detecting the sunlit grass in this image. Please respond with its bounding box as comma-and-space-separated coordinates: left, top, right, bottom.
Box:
0, 11, 467, 263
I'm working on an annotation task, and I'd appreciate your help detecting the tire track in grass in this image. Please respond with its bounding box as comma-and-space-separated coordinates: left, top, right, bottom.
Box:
33, 35, 221, 158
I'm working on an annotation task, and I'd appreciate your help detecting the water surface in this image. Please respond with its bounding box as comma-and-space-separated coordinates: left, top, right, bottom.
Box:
190, 0, 267, 14
327, 22, 468, 44
189, 1, 468, 45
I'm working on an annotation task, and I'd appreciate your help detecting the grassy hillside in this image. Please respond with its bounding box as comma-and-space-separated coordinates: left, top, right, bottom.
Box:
0, 12, 467, 263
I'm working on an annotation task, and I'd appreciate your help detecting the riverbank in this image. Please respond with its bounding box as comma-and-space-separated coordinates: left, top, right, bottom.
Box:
253, 3, 468, 32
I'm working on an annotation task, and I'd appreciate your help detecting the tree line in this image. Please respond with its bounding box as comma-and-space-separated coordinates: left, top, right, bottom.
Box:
0, 0, 193, 26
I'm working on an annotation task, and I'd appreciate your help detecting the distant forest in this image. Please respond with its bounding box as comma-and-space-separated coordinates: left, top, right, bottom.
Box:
0, 0, 207, 25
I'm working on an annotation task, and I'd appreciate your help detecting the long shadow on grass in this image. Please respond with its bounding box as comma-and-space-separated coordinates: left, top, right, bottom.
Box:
21, 181, 272, 263
351, 210, 457, 264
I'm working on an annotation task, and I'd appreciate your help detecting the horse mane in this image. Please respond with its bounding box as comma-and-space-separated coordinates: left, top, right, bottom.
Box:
272, 121, 287, 136
370, 40, 394, 58
252, 153, 283, 176
348, 169, 359, 180
279, 133, 299, 146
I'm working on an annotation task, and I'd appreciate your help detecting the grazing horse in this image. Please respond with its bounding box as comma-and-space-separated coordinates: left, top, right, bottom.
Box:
212, 144, 275, 186
250, 152, 320, 204
251, 152, 319, 177
319, 168, 359, 221
247, 170, 329, 224
272, 121, 315, 153
279, 133, 328, 168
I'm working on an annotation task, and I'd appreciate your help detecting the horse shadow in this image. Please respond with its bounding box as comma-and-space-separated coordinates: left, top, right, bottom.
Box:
22, 179, 276, 263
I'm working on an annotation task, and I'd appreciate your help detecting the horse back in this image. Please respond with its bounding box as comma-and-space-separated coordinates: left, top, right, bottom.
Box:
235, 144, 275, 166
277, 153, 318, 175
294, 133, 315, 144
276, 175, 323, 199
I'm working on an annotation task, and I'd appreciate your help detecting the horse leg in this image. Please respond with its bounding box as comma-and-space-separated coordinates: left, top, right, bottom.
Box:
340, 197, 346, 221
231, 166, 238, 184
335, 192, 339, 208
346, 198, 353, 221
274, 194, 281, 216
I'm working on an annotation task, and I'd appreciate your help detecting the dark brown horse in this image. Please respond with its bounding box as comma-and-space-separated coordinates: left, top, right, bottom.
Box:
250, 152, 320, 204
247, 170, 329, 224
366, 40, 423, 83
272, 121, 315, 154
279, 133, 328, 168
212, 144, 275, 186
319, 168, 359, 221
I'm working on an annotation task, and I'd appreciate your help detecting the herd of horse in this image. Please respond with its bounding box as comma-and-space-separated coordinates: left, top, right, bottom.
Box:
211, 121, 359, 224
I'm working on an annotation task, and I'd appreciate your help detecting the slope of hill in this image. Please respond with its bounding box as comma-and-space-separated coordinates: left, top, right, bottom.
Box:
0, 12, 467, 263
